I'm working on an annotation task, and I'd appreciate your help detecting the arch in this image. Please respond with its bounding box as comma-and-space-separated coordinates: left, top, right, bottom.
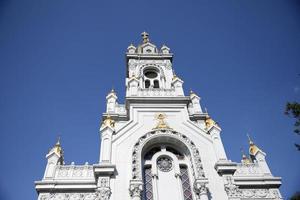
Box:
145, 80, 150, 88
131, 129, 205, 181
138, 64, 165, 79
153, 80, 159, 88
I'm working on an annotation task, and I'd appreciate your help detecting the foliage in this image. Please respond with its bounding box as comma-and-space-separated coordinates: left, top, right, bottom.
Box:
285, 102, 300, 150
290, 192, 300, 200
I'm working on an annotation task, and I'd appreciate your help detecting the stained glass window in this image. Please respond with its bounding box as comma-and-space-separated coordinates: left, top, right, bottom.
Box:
142, 166, 153, 200
180, 166, 193, 200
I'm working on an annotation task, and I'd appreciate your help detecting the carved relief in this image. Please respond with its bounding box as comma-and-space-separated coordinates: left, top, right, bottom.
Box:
224, 176, 281, 199
129, 181, 143, 198
137, 88, 176, 97
39, 191, 113, 200
55, 165, 94, 179
138, 64, 165, 78
39, 193, 96, 200
96, 177, 111, 200
234, 163, 263, 176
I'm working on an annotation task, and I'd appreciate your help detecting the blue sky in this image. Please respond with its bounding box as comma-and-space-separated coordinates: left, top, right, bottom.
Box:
0, 0, 299, 199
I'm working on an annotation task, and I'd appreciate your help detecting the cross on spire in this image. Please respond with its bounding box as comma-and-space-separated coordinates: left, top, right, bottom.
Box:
141, 31, 149, 43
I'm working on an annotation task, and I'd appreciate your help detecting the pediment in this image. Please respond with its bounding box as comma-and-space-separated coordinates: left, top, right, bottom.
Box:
140, 43, 158, 54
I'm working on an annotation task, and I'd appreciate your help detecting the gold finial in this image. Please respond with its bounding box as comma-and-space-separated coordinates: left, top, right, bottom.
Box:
141, 31, 149, 43
247, 134, 260, 155
172, 70, 177, 80
205, 115, 214, 129
102, 114, 115, 128
51, 136, 63, 156
153, 113, 171, 130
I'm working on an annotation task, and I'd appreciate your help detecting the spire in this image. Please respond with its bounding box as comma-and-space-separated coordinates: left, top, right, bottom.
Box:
141, 31, 150, 43
47, 136, 64, 164
53, 136, 63, 156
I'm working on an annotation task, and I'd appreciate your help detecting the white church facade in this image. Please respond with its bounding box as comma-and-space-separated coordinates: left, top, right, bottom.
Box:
35, 33, 282, 200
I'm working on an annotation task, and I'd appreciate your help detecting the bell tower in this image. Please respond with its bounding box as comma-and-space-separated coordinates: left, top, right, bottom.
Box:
126, 32, 184, 97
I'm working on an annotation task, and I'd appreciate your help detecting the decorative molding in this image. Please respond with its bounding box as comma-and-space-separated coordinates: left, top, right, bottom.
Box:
131, 129, 205, 180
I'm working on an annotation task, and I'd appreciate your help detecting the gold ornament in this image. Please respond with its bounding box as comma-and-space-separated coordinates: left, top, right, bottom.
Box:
102, 115, 115, 128
153, 113, 171, 130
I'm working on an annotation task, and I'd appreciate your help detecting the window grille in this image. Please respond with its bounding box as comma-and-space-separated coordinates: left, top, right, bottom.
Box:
142, 167, 153, 200
180, 166, 193, 200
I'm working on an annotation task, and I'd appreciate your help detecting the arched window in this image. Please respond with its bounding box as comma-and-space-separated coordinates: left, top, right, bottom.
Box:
153, 80, 159, 88
142, 145, 194, 200
143, 68, 161, 89
145, 80, 150, 88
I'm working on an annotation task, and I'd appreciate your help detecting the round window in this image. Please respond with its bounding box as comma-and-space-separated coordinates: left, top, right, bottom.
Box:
144, 71, 158, 79
157, 156, 173, 172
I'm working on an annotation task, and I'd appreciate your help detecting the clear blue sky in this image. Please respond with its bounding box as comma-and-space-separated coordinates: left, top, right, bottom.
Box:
0, 0, 299, 199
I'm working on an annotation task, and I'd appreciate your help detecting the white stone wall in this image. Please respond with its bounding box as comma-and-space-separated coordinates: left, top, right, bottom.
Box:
109, 104, 228, 200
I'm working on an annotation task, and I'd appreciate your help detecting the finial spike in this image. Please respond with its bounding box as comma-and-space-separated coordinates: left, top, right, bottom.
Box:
56, 136, 61, 146
110, 86, 115, 94
247, 133, 254, 145
205, 107, 208, 113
